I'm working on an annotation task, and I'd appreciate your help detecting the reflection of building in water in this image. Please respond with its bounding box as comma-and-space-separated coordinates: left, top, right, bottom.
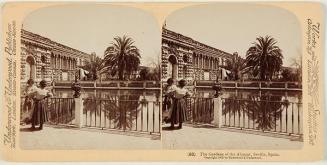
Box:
162, 28, 235, 82
21, 29, 91, 84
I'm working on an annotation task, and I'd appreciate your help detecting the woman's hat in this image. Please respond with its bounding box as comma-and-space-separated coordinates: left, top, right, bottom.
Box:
178, 79, 187, 87
27, 79, 34, 85
39, 80, 47, 88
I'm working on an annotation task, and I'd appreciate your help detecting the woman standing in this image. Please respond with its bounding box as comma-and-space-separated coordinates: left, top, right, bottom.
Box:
28, 80, 53, 130
170, 79, 190, 129
163, 78, 177, 123
21, 79, 38, 125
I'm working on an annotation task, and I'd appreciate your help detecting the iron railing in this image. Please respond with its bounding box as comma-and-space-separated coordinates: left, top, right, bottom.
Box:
185, 97, 214, 124
184, 96, 302, 136
195, 80, 302, 91
20, 97, 75, 125
83, 98, 161, 134
221, 98, 303, 135
54, 81, 160, 89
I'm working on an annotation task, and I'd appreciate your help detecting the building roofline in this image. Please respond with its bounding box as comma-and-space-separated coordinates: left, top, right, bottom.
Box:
21, 29, 90, 57
162, 28, 233, 57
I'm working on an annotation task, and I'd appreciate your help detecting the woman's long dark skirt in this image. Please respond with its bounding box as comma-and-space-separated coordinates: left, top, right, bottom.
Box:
31, 99, 48, 127
170, 98, 187, 125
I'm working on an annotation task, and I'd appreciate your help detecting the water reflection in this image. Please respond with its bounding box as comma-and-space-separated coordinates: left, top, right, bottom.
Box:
84, 94, 142, 130
222, 93, 302, 134
56, 89, 162, 133
189, 88, 302, 134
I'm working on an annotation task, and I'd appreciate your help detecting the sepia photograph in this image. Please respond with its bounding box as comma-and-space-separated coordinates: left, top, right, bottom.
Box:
0, 1, 324, 162
161, 3, 303, 150
19, 4, 161, 150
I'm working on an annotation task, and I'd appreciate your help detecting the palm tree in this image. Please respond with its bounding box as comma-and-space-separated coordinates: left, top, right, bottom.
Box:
103, 36, 141, 80
223, 52, 247, 80
245, 36, 283, 81
81, 54, 104, 81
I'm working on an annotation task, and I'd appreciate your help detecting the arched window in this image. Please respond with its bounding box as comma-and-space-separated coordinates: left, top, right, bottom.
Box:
26, 56, 36, 80
183, 54, 188, 63
168, 55, 178, 80
41, 54, 46, 63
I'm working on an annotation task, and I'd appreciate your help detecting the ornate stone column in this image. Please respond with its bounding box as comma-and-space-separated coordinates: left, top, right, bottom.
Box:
201, 55, 204, 69
55, 55, 57, 69
210, 57, 212, 69
197, 55, 200, 68
58, 55, 60, 69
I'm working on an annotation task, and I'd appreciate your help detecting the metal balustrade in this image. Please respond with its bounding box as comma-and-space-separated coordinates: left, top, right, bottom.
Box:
21, 96, 161, 134
184, 96, 303, 136
194, 80, 302, 91
83, 98, 161, 134
20, 97, 75, 125
221, 98, 302, 135
185, 97, 214, 124
53, 81, 160, 90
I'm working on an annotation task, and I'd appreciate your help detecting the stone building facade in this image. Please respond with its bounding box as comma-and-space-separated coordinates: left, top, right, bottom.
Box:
21, 29, 91, 84
162, 28, 234, 82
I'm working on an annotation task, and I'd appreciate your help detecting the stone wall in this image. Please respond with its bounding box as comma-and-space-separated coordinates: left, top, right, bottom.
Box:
21, 29, 91, 86
162, 28, 234, 83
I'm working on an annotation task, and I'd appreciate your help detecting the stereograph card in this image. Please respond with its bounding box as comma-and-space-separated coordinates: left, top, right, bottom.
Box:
0, 1, 324, 162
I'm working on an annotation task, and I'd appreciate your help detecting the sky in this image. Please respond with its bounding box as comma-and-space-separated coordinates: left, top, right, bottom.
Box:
23, 4, 161, 66
165, 3, 302, 67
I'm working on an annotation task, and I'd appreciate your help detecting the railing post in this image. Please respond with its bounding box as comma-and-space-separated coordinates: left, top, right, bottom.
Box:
74, 97, 84, 128
143, 81, 147, 89
213, 96, 223, 128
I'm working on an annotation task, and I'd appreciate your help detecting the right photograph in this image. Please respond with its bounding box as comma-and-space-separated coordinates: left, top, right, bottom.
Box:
161, 3, 303, 150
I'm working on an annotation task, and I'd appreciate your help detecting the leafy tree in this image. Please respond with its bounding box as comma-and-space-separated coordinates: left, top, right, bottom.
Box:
281, 68, 300, 82
139, 68, 149, 80
81, 54, 104, 81
223, 52, 247, 80
245, 36, 283, 81
291, 56, 302, 83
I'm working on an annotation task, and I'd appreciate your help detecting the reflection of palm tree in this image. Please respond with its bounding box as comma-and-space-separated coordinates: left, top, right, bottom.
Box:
103, 95, 140, 130
244, 95, 286, 131
84, 94, 141, 130
103, 36, 141, 80
245, 36, 283, 80
222, 94, 288, 131
47, 98, 74, 124
189, 97, 214, 123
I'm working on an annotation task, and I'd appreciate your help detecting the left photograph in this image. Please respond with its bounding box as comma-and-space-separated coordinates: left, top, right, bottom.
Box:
19, 4, 161, 150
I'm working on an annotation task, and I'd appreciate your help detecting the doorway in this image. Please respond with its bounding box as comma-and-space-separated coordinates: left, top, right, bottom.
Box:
167, 55, 178, 80
26, 56, 36, 80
